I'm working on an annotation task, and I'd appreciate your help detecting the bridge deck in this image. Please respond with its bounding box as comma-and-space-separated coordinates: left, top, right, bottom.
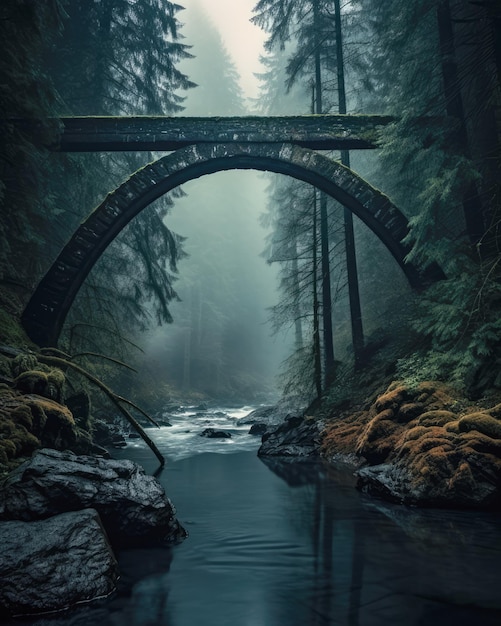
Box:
20, 115, 398, 151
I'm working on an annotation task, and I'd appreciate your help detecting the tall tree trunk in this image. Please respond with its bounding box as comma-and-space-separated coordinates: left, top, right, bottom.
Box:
182, 326, 191, 390
313, 0, 335, 387
437, 0, 485, 244
94, 3, 113, 112
292, 238, 304, 349
334, 0, 364, 368
312, 189, 323, 400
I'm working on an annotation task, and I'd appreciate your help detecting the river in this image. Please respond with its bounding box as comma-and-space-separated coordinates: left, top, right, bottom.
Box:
16, 406, 501, 626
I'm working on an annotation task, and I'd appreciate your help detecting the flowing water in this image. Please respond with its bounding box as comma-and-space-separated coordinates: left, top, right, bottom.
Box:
11, 406, 501, 626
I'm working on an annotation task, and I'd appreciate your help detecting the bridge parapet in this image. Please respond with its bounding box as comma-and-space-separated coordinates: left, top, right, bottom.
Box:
12, 114, 449, 152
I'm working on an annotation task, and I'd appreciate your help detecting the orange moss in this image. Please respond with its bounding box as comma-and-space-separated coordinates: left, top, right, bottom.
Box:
487, 403, 501, 419
416, 410, 457, 427
321, 411, 371, 457
321, 379, 501, 507
374, 385, 407, 412
356, 412, 402, 463
458, 430, 501, 456
397, 402, 425, 421
447, 461, 476, 493
458, 413, 501, 439
407, 445, 455, 490
445, 420, 461, 434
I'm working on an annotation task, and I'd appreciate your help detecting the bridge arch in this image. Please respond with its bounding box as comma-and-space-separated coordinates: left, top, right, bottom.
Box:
22, 142, 441, 346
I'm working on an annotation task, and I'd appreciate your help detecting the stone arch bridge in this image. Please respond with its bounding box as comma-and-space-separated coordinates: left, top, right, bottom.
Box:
19, 115, 443, 346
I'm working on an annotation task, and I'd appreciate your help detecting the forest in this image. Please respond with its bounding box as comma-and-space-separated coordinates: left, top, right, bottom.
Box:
1, 0, 500, 413
0, 0, 501, 622
1, 0, 501, 410
0, 0, 499, 463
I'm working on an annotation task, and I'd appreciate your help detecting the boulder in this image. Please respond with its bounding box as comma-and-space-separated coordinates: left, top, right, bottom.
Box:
258, 415, 324, 457
322, 381, 501, 509
356, 449, 501, 509
92, 416, 128, 447
200, 428, 232, 439
0, 448, 186, 545
240, 405, 282, 426
249, 422, 268, 436
0, 509, 118, 616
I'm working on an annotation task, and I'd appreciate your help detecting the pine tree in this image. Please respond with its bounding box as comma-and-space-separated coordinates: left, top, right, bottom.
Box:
352, 0, 501, 394
0, 1, 65, 286
253, 0, 368, 391
253, 0, 338, 389
40, 1, 196, 356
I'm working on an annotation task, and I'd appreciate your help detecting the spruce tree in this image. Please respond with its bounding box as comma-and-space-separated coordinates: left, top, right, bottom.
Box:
0, 1, 64, 286
352, 0, 501, 394
41, 0, 195, 356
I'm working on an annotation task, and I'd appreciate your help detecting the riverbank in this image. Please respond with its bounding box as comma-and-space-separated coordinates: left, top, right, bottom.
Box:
258, 379, 501, 510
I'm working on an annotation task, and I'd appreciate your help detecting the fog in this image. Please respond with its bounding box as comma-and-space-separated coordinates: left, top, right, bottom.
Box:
142, 2, 291, 401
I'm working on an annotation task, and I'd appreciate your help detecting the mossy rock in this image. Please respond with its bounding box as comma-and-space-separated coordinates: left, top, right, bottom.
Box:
11, 353, 39, 377
0, 415, 40, 462
14, 368, 65, 401
356, 411, 401, 464
458, 430, 501, 456
14, 370, 50, 395
397, 402, 425, 422
458, 413, 501, 439
416, 410, 457, 427
374, 385, 408, 412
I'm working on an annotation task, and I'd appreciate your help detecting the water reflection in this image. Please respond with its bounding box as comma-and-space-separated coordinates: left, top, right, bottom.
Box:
15, 450, 501, 626
261, 455, 501, 626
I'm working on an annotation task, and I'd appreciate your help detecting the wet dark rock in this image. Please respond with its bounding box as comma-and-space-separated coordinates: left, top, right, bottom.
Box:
356, 460, 501, 509
241, 403, 304, 430
163, 403, 182, 413
150, 414, 172, 427
0, 508, 118, 616
249, 422, 268, 436
200, 428, 232, 439
0, 448, 186, 545
92, 416, 128, 447
258, 417, 324, 458
65, 390, 91, 429
241, 405, 279, 426
258, 415, 325, 458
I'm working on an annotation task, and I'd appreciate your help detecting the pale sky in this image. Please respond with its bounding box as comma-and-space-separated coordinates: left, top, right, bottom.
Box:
183, 0, 266, 100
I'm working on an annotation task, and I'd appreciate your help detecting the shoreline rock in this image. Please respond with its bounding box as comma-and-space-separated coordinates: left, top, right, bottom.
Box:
0, 448, 186, 545
256, 381, 501, 509
0, 508, 118, 617
322, 381, 501, 510
258, 415, 324, 458
0, 448, 186, 618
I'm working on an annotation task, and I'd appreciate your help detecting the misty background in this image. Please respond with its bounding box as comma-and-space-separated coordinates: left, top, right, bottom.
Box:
108, 0, 412, 404
141, 2, 293, 402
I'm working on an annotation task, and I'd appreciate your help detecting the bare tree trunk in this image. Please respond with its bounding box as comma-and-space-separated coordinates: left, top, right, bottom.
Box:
313, 189, 323, 400
292, 239, 304, 350
313, 0, 335, 387
334, 0, 365, 369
